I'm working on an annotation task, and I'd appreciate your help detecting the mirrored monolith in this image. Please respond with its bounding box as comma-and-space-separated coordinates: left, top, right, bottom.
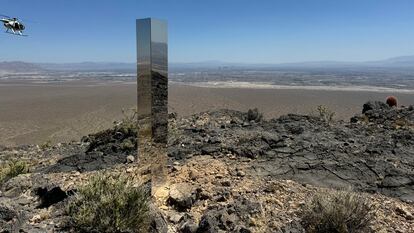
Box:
136, 18, 168, 195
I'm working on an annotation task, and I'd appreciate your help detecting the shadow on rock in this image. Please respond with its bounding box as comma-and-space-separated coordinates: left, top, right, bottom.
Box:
34, 186, 75, 208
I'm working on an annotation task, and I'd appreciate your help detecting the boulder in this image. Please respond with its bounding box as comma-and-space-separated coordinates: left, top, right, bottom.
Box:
126, 155, 135, 163
362, 101, 390, 114
180, 220, 198, 233
168, 183, 195, 211
149, 205, 168, 233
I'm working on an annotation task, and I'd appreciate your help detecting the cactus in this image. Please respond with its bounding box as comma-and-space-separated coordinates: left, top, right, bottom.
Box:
386, 96, 397, 107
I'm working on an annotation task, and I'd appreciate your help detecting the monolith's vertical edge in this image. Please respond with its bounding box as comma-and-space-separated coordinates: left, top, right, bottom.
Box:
136, 18, 168, 195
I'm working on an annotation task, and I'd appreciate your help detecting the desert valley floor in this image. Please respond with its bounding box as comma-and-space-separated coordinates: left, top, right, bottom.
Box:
1, 81, 414, 145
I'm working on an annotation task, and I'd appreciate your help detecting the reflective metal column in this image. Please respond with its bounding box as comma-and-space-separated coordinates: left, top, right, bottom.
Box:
136, 18, 168, 194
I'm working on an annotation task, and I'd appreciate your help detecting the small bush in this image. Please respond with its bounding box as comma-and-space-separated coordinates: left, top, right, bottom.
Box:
40, 139, 52, 150
0, 160, 29, 185
247, 108, 263, 122
67, 173, 150, 233
315, 105, 335, 123
301, 190, 373, 233
120, 139, 135, 151
120, 108, 138, 131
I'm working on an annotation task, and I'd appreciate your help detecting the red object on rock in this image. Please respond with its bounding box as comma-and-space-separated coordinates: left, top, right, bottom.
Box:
386, 96, 398, 107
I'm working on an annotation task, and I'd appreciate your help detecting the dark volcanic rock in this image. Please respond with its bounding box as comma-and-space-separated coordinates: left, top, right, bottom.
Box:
150, 205, 169, 233
83, 124, 137, 155
0, 204, 22, 232
45, 151, 128, 173
0, 205, 16, 222
180, 220, 198, 233
354, 100, 414, 129
35, 103, 414, 202
167, 106, 414, 202
196, 198, 257, 233
1, 102, 414, 232
362, 101, 391, 114
197, 210, 222, 233
43, 121, 138, 173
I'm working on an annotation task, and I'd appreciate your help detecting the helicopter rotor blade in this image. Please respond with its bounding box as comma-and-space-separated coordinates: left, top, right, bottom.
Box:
0, 15, 36, 23
22, 19, 37, 23
16, 17, 37, 24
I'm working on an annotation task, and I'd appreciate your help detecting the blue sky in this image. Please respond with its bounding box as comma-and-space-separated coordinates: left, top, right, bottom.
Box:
1, 0, 414, 63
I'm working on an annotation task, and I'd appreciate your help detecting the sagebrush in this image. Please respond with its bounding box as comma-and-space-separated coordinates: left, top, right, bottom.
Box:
301, 190, 373, 233
247, 108, 263, 122
0, 160, 29, 185
67, 173, 150, 233
314, 105, 335, 123
40, 139, 52, 150
120, 108, 138, 130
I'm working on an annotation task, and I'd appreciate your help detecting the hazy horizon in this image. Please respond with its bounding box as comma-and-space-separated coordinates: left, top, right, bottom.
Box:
2, 54, 414, 65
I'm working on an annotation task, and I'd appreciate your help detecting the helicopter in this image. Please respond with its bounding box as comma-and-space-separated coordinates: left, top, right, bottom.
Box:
0, 15, 27, 36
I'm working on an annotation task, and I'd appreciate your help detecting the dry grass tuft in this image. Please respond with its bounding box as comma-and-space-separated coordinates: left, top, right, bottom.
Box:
301, 190, 374, 233
66, 173, 150, 233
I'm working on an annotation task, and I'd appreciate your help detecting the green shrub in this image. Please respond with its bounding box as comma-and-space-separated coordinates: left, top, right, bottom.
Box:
301, 190, 373, 233
120, 139, 135, 151
314, 105, 335, 123
67, 173, 150, 233
247, 108, 263, 122
120, 108, 138, 131
40, 139, 52, 150
0, 160, 29, 185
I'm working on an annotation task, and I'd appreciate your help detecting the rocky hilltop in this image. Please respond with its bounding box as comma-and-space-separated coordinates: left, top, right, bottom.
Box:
0, 101, 413, 232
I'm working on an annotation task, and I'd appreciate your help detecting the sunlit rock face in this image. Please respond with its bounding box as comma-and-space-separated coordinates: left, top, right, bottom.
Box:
136, 18, 168, 193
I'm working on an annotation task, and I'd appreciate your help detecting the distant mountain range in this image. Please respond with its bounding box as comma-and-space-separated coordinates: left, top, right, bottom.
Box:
2, 56, 414, 73
37, 62, 135, 71
0, 61, 44, 73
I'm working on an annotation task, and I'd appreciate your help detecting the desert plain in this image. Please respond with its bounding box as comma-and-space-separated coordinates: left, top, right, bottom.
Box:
1, 80, 414, 146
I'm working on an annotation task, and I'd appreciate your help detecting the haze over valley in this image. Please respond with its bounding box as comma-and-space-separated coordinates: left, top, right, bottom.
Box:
3, 55, 414, 90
